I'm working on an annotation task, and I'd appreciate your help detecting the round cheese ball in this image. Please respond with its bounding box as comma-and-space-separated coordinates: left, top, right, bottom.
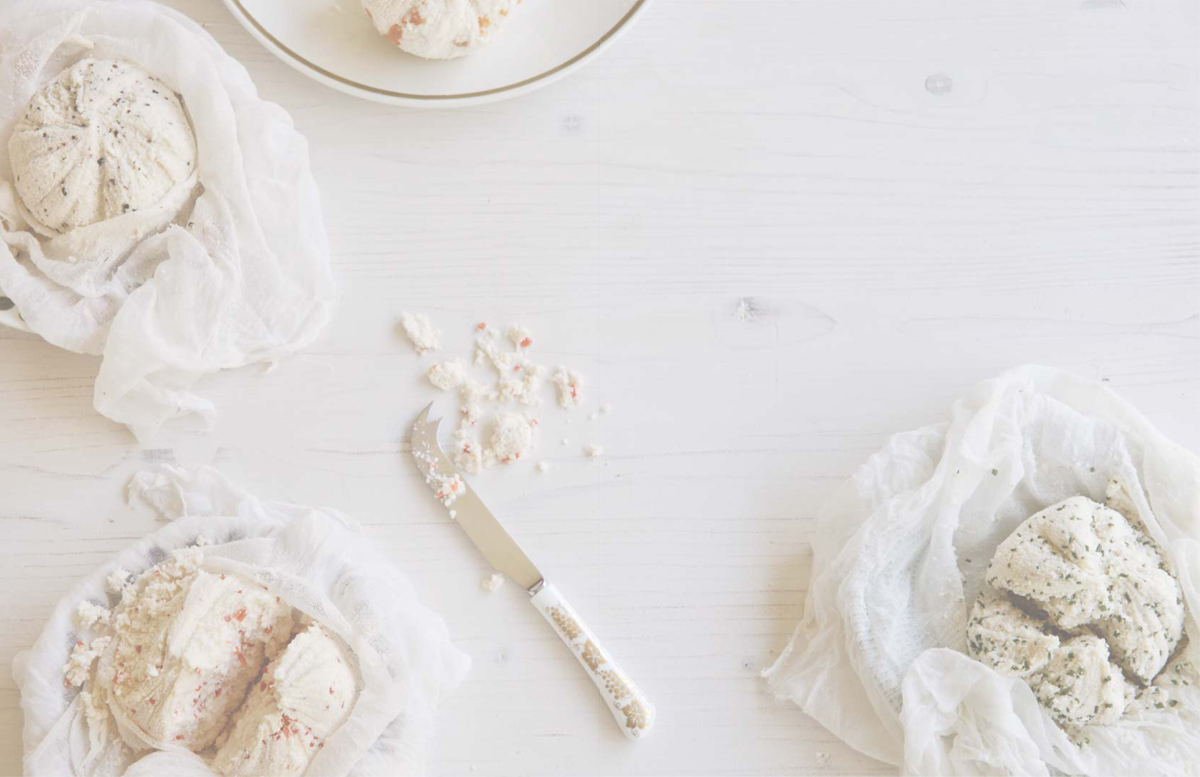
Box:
7, 58, 197, 237
362, 0, 520, 60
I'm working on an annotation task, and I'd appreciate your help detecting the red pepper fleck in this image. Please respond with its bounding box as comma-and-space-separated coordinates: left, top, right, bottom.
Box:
149, 698, 156, 705
234, 608, 247, 622
175, 735, 184, 741
264, 626, 272, 634
477, 322, 487, 330
520, 337, 532, 348
215, 688, 222, 697
135, 645, 142, 653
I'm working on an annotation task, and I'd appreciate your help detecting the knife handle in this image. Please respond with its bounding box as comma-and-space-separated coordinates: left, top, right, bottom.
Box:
531, 583, 655, 741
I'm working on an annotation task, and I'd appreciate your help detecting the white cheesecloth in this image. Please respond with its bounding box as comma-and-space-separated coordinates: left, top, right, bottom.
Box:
0, 0, 335, 441
13, 466, 471, 776
764, 365, 1200, 776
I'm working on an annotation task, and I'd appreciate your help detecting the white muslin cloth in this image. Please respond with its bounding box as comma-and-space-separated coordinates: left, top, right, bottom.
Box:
12, 466, 471, 777
0, 0, 335, 441
764, 365, 1200, 776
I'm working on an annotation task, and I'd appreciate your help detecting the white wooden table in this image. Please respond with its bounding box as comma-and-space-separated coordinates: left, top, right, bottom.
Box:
1, 1, 1198, 775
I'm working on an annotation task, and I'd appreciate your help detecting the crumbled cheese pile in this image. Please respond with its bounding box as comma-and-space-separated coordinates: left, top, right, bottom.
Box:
967, 482, 1189, 731
61, 546, 359, 775
405, 318, 605, 474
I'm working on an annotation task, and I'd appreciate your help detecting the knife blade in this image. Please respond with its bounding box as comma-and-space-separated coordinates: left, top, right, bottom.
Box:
410, 402, 544, 591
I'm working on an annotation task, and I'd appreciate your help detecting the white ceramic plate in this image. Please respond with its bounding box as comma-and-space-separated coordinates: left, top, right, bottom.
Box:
220, 0, 650, 107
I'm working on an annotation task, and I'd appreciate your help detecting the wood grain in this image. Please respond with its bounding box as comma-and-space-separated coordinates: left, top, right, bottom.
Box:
1, 1, 1197, 775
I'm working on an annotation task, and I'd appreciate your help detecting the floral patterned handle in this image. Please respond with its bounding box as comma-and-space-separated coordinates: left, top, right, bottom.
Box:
531, 583, 655, 741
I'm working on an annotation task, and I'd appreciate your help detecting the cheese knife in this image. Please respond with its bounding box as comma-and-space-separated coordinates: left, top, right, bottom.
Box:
410, 402, 655, 741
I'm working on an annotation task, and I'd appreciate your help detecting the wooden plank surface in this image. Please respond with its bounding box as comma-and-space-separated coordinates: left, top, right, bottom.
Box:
0, 1, 1197, 774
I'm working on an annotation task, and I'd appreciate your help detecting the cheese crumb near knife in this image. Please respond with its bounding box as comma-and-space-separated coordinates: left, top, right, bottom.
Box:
482, 573, 505, 592
400, 312, 441, 354
427, 359, 467, 390
552, 367, 584, 409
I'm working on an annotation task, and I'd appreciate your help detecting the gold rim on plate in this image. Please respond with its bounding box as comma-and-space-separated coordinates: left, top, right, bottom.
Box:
226, 0, 648, 102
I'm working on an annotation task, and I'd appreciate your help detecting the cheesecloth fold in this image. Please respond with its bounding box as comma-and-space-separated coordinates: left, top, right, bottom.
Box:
0, 0, 335, 442
764, 365, 1200, 776
12, 466, 471, 777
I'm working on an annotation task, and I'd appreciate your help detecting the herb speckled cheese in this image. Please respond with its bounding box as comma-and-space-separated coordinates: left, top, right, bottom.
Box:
985, 495, 1185, 684
1031, 634, 1131, 727
966, 590, 1059, 678
8, 58, 197, 237
968, 592, 1133, 727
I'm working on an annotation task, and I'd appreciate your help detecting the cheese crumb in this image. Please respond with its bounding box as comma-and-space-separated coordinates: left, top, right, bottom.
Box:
106, 568, 131, 594
400, 312, 441, 354
427, 359, 467, 391
508, 325, 533, 349
537, 461, 550, 473
76, 600, 110, 629
482, 573, 505, 593
64, 636, 111, 688
476, 330, 546, 407
552, 367, 584, 409
413, 436, 468, 509
433, 473, 466, 508
489, 414, 536, 465
600, 403, 612, 414
584, 444, 604, 459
